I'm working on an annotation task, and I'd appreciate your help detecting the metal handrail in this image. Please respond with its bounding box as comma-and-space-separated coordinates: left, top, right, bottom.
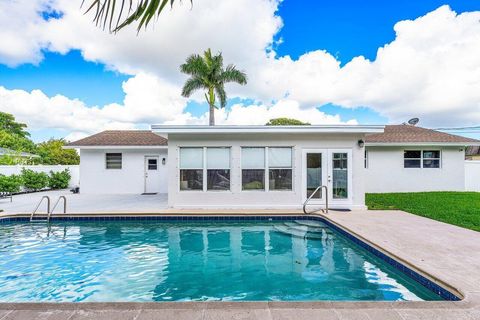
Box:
303, 185, 328, 214
48, 196, 67, 222
30, 196, 51, 221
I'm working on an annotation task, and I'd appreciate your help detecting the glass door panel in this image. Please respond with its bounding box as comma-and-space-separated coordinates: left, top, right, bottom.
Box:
306, 153, 322, 199
332, 153, 348, 199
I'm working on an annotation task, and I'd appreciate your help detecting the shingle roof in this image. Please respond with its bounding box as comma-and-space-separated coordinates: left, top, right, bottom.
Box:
67, 130, 168, 147
366, 125, 480, 144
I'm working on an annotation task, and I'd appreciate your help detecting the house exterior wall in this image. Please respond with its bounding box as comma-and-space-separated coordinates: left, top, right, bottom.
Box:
167, 133, 366, 209
365, 146, 466, 193
79, 148, 168, 194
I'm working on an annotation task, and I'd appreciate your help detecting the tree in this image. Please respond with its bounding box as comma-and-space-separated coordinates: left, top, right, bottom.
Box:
36, 139, 80, 165
82, 0, 190, 33
180, 49, 247, 126
266, 118, 310, 126
0, 112, 30, 138
0, 130, 37, 153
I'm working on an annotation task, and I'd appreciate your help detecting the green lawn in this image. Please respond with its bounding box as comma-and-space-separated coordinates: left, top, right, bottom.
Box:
366, 192, 480, 232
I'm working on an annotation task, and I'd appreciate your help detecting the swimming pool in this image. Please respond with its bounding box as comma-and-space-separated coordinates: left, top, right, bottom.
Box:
0, 216, 454, 302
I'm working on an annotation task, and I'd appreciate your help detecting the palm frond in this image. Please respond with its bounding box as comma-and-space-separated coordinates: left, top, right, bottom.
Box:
180, 54, 208, 77
181, 77, 205, 97
215, 85, 227, 108
82, 0, 192, 33
220, 65, 247, 85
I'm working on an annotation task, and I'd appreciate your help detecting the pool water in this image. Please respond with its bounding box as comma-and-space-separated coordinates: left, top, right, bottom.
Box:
0, 219, 443, 302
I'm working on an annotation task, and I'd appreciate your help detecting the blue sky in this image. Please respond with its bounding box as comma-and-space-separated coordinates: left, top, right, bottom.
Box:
0, 0, 479, 141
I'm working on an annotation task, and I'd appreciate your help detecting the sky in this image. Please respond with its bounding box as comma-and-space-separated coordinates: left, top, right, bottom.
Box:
0, 0, 480, 142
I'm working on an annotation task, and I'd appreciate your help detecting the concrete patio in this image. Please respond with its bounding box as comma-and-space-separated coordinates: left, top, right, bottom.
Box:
0, 190, 168, 214
0, 198, 480, 319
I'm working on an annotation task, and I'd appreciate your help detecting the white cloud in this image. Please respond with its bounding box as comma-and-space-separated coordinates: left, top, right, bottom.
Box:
251, 6, 480, 126
1, 2, 480, 136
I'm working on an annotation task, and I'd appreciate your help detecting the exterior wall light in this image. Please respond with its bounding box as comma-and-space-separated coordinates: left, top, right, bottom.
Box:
162, 158, 166, 165
358, 139, 365, 148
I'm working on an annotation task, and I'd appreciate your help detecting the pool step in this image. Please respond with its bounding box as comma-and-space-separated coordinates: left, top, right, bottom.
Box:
293, 220, 328, 228
273, 225, 325, 239
283, 222, 328, 233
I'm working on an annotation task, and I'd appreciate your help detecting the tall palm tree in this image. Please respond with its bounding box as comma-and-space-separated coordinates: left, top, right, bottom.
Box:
82, 0, 191, 32
180, 49, 247, 126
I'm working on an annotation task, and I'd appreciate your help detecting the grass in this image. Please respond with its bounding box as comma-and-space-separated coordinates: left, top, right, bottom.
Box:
366, 192, 480, 232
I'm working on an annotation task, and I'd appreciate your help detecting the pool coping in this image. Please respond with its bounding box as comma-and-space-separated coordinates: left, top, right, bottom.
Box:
0, 212, 472, 310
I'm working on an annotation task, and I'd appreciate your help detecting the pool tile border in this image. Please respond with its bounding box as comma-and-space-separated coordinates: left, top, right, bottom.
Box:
0, 213, 461, 302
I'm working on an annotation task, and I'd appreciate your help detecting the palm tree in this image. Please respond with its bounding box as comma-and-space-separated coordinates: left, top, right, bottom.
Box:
82, 0, 191, 32
180, 49, 247, 126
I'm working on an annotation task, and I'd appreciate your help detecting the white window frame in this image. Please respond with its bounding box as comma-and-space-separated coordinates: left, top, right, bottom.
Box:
404, 149, 441, 169
241, 146, 294, 192
364, 150, 368, 169
178, 147, 231, 192
105, 153, 122, 170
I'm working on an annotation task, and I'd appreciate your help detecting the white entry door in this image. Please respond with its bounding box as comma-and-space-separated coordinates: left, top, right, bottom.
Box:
302, 149, 353, 206
144, 156, 161, 194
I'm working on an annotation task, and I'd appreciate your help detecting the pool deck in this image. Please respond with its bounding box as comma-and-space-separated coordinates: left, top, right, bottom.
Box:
1, 193, 480, 319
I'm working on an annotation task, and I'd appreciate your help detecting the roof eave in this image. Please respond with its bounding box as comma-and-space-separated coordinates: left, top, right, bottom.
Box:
365, 142, 480, 147
151, 125, 385, 134
63, 145, 168, 150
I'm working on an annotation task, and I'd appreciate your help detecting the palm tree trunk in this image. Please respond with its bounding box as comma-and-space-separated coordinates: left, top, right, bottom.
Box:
209, 103, 215, 126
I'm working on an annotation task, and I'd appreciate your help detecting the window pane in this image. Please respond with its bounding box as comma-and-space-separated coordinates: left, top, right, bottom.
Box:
423, 159, 440, 168
306, 153, 322, 198
180, 169, 203, 190
242, 148, 265, 169
268, 147, 292, 168
423, 150, 440, 159
332, 153, 348, 199
404, 150, 421, 159
269, 169, 292, 190
179, 148, 203, 169
242, 169, 265, 190
404, 159, 421, 168
207, 169, 230, 190
148, 159, 157, 170
207, 148, 230, 169
106, 153, 122, 169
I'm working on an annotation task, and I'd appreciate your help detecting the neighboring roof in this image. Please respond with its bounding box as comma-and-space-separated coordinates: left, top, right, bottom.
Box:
66, 130, 168, 148
365, 125, 480, 146
151, 125, 385, 134
0, 147, 39, 158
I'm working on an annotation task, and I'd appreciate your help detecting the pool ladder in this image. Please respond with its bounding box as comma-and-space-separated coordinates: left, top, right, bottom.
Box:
30, 196, 67, 222
303, 185, 328, 214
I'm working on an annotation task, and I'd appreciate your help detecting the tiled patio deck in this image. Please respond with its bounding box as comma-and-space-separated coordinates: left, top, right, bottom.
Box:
0, 190, 168, 214
0, 196, 479, 319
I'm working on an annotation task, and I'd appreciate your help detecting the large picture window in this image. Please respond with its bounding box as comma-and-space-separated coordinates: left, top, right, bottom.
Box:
268, 147, 293, 190
242, 147, 265, 190
179, 147, 231, 191
106, 153, 122, 169
179, 148, 203, 190
207, 147, 230, 191
241, 147, 293, 191
404, 150, 440, 168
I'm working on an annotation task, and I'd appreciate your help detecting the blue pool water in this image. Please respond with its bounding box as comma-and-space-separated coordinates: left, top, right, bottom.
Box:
0, 219, 444, 302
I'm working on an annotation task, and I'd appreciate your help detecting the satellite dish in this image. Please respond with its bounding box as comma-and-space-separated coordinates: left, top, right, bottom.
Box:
407, 118, 419, 126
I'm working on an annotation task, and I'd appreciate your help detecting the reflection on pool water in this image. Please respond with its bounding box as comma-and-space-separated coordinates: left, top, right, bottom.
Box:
0, 220, 443, 302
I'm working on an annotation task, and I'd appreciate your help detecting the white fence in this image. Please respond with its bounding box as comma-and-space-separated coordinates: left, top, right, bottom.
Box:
0, 165, 80, 188
465, 161, 480, 192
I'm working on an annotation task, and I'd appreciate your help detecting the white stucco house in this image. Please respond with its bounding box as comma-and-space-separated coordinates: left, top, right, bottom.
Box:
66, 124, 480, 210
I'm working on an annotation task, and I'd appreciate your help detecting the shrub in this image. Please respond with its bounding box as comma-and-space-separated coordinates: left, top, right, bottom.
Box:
21, 169, 49, 191
0, 174, 22, 193
48, 169, 71, 189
